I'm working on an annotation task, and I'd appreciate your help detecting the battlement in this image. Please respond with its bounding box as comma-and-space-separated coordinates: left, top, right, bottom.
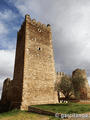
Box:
18, 14, 51, 35
57, 72, 65, 76
24, 14, 51, 32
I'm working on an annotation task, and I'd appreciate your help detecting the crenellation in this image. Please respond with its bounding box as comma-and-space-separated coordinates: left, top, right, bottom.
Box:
25, 14, 31, 22
36, 21, 41, 27
24, 15, 51, 32
31, 19, 37, 25
47, 24, 51, 31
41, 24, 47, 29
57, 72, 65, 76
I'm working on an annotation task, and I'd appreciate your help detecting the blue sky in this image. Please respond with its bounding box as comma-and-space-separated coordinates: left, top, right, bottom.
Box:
0, 0, 23, 50
0, 0, 90, 96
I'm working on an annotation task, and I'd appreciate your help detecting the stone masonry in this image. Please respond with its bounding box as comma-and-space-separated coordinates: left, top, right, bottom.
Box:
1, 14, 58, 110
56, 69, 90, 99
72, 69, 90, 99
1, 14, 90, 111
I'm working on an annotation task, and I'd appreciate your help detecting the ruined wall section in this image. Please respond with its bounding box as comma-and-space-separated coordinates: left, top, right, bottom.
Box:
21, 15, 58, 110
1, 78, 11, 104
72, 69, 90, 99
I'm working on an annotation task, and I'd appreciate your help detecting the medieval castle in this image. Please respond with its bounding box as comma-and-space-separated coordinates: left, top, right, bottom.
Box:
1, 14, 90, 110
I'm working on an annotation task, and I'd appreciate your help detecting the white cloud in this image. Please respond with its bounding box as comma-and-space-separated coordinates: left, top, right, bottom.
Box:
0, 10, 17, 21
0, 7, 19, 98
0, 9, 18, 50
8, 0, 90, 74
0, 21, 15, 50
0, 9, 18, 35
0, 50, 15, 98
9, 0, 42, 17
0, 50, 15, 77
3, 0, 90, 89
0, 21, 9, 35
87, 77, 90, 86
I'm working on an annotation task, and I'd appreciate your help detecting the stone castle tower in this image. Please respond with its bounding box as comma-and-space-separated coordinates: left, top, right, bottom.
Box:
1, 14, 57, 110
72, 69, 90, 99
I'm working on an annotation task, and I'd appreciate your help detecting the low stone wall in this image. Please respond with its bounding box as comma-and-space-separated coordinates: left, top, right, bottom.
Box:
28, 106, 61, 117
79, 100, 90, 104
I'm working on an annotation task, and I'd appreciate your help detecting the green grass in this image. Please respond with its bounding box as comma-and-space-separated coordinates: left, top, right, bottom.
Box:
0, 103, 90, 120
0, 109, 23, 118
0, 109, 59, 120
32, 103, 90, 114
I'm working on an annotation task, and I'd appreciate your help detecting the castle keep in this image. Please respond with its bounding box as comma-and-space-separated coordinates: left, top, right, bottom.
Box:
1, 14, 90, 111
1, 14, 58, 110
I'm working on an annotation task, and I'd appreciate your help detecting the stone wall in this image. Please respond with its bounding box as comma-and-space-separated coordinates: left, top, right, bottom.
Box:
72, 69, 90, 99
56, 69, 90, 100
1, 14, 58, 110
21, 15, 58, 110
1, 78, 11, 104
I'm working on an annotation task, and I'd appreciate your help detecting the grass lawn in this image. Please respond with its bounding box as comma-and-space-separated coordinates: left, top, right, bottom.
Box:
32, 103, 90, 114
0, 103, 90, 120
0, 110, 59, 120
